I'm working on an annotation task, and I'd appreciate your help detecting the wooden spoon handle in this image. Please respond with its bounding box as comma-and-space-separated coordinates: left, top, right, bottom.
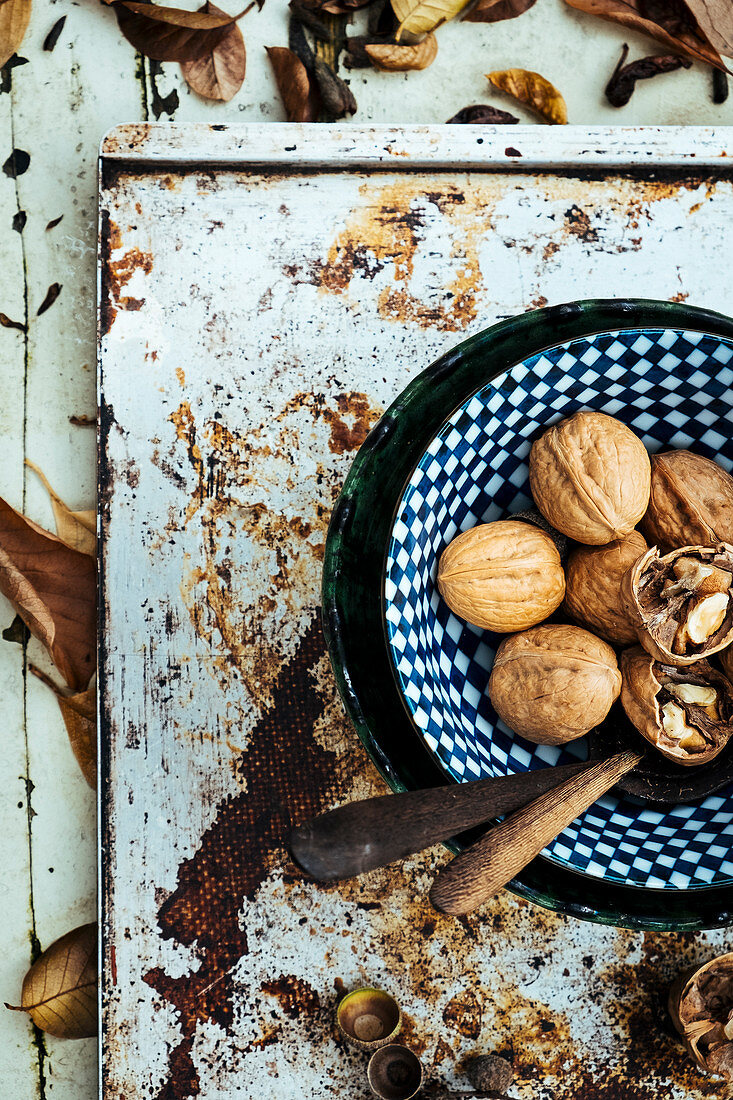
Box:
429, 750, 642, 916
289, 761, 591, 881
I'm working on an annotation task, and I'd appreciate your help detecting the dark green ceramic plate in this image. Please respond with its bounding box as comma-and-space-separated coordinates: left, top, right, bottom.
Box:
322, 299, 733, 930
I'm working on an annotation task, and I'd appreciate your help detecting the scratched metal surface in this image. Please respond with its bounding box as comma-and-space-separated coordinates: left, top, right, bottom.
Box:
100, 125, 733, 1100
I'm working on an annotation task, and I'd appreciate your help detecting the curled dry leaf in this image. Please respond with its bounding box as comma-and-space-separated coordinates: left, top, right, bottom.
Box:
266, 45, 319, 121
0, 0, 32, 70
605, 44, 691, 106
487, 69, 568, 123
5, 923, 97, 1038
391, 0, 468, 39
31, 666, 96, 788
26, 461, 96, 556
0, 313, 26, 332
0, 495, 96, 691
180, 2, 246, 102
366, 32, 437, 70
564, 0, 727, 71
464, 0, 537, 24
446, 103, 519, 122
36, 282, 61, 317
114, 0, 243, 63
43, 14, 66, 52
313, 58, 357, 117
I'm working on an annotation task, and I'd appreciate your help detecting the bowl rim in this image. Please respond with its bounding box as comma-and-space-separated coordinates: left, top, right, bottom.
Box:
322, 297, 733, 930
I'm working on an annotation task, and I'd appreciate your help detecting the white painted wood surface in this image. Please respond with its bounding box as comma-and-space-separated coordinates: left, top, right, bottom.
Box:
3, 0, 733, 1094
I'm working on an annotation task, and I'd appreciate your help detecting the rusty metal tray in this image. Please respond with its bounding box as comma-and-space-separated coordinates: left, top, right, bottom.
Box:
99, 124, 733, 1099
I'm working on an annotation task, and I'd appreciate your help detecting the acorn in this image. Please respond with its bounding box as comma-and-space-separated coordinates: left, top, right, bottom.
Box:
367, 1044, 424, 1100
336, 987, 401, 1051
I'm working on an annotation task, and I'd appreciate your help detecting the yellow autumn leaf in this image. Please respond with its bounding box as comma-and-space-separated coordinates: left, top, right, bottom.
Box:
0, 0, 31, 70
392, 0, 467, 39
5, 924, 97, 1038
487, 69, 567, 124
366, 33, 438, 71
26, 460, 96, 557
31, 665, 97, 789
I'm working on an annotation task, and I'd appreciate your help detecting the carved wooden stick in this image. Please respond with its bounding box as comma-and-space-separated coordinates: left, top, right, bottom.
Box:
429, 750, 642, 916
289, 761, 592, 881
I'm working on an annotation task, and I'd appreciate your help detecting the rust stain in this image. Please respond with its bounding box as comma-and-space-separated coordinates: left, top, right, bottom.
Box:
261, 975, 321, 1018
176, 367, 186, 387
102, 230, 154, 335
154, 390, 381, 711
144, 617, 344, 1099
564, 204, 599, 243
443, 990, 483, 1039
301, 180, 489, 333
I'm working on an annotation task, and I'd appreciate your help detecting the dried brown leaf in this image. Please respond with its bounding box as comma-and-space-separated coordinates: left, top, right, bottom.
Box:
605, 44, 691, 106
36, 282, 61, 316
26, 461, 95, 556
43, 14, 66, 51
487, 68, 568, 123
0, 496, 96, 691
366, 32, 437, 69
46, 215, 63, 230
446, 103, 519, 123
0, 0, 31, 70
464, 0, 537, 24
0, 312, 26, 332
5, 924, 97, 1038
392, 0, 468, 38
180, 2, 246, 101
114, 0, 242, 63
683, 0, 733, 55
266, 45, 319, 121
564, 0, 727, 70
31, 665, 96, 788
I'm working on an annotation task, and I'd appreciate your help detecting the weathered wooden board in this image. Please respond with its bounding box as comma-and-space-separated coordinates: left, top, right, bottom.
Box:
5, 0, 733, 1092
99, 125, 733, 1100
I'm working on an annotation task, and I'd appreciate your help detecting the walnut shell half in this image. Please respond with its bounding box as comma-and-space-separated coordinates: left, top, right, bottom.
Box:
437, 519, 565, 632
641, 449, 733, 553
488, 624, 621, 745
669, 954, 733, 1080
620, 646, 733, 766
564, 530, 647, 645
622, 543, 733, 666
529, 410, 651, 545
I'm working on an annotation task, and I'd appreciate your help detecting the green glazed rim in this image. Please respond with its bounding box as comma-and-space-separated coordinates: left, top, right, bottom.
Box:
322, 298, 733, 931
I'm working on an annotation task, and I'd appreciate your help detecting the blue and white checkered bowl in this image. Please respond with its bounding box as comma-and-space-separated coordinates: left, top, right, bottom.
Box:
384, 326, 733, 892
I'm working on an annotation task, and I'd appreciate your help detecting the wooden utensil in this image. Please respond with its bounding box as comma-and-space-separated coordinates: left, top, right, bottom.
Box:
429, 750, 642, 916
289, 761, 591, 881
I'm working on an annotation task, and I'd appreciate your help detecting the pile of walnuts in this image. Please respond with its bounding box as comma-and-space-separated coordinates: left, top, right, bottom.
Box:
437, 411, 733, 766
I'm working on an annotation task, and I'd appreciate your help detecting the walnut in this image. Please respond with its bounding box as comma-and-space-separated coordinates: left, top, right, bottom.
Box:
641, 449, 733, 553
669, 954, 733, 1080
529, 410, 651, 545
437, 520, 565, 632
564, 530, 647, 645
488, 624, 621, 745
620, 646, 733, 766
622, 544, 733, 666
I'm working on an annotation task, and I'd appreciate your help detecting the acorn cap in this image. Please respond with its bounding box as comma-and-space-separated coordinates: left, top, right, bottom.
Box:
336, 988, 402, 1051
367, 1044, 424, 1100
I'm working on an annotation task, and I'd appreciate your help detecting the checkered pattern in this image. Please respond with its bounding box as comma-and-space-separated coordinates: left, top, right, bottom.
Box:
384, 328, 733, 890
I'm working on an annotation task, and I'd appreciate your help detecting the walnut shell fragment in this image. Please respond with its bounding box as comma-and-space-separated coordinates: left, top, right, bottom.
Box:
488, 624, 621, 745
529, 410, 651, 545
669, 954, 733, 1080
622, 544, 733, 666
564, 530, 647, 645
641, 450, 733, 553
620, 647, 733, 766
437, 519, 565, 632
